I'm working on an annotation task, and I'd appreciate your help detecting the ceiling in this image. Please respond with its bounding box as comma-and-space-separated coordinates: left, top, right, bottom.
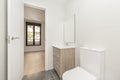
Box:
40, 0, 69, 4
55, 0, 69, 3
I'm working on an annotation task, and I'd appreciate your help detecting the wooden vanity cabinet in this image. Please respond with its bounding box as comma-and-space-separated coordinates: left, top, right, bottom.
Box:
53, 47, 75, 78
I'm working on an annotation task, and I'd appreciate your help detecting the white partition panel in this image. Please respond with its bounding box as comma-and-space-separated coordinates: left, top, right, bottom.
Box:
80, 47, 105, 80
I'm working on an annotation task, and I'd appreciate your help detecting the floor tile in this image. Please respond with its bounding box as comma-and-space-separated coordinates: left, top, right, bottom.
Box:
23, 69, 60, 80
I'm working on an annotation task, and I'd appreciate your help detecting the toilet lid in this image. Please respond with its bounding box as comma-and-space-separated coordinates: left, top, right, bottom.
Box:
63, 67, 96, 80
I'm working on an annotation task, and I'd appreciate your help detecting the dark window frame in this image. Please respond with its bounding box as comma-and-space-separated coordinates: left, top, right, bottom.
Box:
26, 22, 41, 46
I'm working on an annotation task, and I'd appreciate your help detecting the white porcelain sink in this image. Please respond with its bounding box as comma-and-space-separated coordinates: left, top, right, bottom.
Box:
53, 45, 75, 49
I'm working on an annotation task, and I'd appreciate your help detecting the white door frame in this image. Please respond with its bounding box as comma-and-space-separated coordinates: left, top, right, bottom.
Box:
24, 2, 47, 70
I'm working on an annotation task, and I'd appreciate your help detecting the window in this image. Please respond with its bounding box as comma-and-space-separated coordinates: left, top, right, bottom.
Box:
26, 22, 41, 46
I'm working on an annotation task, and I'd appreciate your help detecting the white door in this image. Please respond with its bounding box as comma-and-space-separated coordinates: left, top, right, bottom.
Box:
0, 0, 7, 80
8, 0, 24, 80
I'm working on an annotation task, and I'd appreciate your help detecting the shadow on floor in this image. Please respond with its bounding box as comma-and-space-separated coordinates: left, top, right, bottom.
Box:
23, 69, 60, 80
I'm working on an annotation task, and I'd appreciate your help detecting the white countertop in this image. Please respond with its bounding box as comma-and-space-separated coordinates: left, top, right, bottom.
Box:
53, 45, 75, 49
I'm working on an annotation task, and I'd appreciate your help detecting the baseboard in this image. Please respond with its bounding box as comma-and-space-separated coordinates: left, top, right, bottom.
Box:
24, 50, 45, 53
20, 75, 24, 80
45, 65, 53, 71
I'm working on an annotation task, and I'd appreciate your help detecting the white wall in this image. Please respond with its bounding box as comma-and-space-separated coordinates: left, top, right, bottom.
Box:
0, 0, 6, 80
65, 0, 120, 80
24, 6, 45, 52
24, 0, 64, 70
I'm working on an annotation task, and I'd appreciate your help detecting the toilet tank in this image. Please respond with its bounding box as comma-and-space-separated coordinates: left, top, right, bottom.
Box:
80, 47, 105, 80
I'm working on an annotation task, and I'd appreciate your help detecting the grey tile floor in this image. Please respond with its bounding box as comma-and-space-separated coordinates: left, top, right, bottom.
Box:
23, 69, 60, 80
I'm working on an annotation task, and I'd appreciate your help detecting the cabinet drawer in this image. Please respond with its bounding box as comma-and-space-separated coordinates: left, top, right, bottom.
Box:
53, 47, 60, 57
53, 55, 60, 65
53, 53, 60, 58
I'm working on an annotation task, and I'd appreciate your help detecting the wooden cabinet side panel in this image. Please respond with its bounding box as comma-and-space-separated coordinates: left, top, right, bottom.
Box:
53, 47, 61, 77
60, 50, 66, 76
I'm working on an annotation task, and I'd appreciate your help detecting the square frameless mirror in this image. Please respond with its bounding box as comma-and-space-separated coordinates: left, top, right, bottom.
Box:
64, 15, 75, 44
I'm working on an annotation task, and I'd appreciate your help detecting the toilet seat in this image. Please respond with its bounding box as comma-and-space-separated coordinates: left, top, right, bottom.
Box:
63, 67, 96, 80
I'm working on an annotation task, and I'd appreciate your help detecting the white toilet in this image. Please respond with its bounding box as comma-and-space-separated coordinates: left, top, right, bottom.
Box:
63, 67, 96, 80
62, 47, 105, 80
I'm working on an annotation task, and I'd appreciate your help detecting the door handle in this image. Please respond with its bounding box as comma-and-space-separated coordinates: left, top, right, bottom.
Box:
11, 36, 20, 40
